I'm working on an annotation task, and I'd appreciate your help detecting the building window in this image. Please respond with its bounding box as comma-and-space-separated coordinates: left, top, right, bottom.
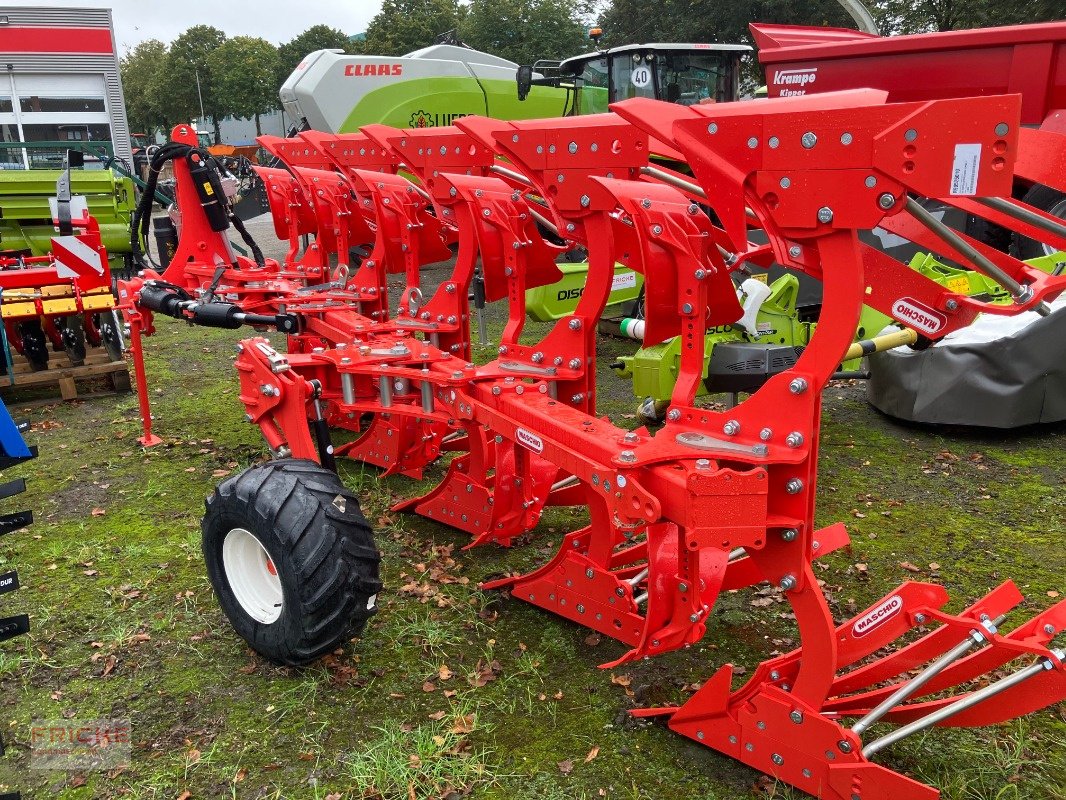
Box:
0, 97, 12, 113
19, 96, 107, 113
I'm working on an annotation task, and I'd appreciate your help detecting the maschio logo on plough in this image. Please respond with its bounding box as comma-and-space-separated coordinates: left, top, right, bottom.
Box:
515, 428, 544, 454
891, 297, 946, 335
853, 594, 904, 638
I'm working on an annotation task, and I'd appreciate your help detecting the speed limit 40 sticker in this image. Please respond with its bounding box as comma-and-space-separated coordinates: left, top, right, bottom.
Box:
631, 66, 652, 88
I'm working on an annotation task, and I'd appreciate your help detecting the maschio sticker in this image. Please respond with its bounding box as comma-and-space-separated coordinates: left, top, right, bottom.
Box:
516, 428, 544, 454
891, 297, 946, 335
853, 594, 904, 638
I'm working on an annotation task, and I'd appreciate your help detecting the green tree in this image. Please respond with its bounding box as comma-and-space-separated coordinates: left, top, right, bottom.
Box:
363, 0, 462, 55
459, 0, 589, 65
158, 25, 227, 142
120, 39, 170, 135
277, 25, 352, 88
209, 36, 281, 137
873, 0, 1063, 34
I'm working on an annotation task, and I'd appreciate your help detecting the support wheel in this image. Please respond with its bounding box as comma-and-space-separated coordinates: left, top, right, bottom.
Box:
202, 458, 382, 665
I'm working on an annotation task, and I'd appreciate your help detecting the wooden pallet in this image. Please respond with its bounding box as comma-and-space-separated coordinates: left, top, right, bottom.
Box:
0, 348, 130, 401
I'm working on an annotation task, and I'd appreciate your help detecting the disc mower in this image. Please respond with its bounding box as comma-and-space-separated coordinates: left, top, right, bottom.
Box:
116, 81, 1066, 800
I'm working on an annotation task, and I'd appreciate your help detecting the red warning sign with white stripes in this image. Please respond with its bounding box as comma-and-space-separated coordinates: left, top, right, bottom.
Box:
50, 235, 109, 291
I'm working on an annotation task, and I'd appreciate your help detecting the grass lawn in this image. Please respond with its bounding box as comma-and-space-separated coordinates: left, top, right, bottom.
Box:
0, 294, 1063, 799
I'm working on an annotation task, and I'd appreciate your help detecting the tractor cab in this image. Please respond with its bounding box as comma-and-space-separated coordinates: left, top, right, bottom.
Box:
518, 43, 750, 115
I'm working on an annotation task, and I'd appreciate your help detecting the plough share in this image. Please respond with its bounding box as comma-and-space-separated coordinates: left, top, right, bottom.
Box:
119, 88, 1066, 800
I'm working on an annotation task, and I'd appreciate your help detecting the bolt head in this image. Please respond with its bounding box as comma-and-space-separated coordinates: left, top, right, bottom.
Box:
641, 198, 651, 209
759, 427, 773, 441
695, 458, 711, 470
789, 377, 808, 395
779, 574, 797, 591
580, 194, 591, 208
682, 303, 693, 314
768, 136, 780, 149
780, 177, 791, 189
723, 420, 740, 436
1044, 624, 1056, 635
801, 132, 817, 149
747, 136, 758, 149
694, 268, 706, 280
531, 352, 544, 363
785, 432, 804, 448
878, 192, 896, 210
568, 358, 581, 369
790, 710, 804, 724
651, 224, 663, 236
568, 318, 581, 331
667, 409, 681, 422
788, 245, 801, 259
707, 123, 718, 134
915, 613, 927, 624
817, 206, 834, 223
905, 128, 918, 142
781, 528, 798, 542
946, 298, 959, 311
838, 740, 853, 753
840, 132, 853, 145
498, 345, 508, 354
772, 754, 784, 766
619, 450, 636, 462
786, 478, 804, 495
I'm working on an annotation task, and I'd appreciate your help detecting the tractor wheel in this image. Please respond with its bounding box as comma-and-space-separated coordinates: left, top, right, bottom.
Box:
97, 310, 126, 362
18, 319, 49, 371
59, 315, 87, 366
1011, 184, 1066, 260
201, 458, 382, 666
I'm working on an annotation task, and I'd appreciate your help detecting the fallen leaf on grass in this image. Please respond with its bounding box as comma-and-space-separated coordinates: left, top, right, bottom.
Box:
928, 562, 940, 571
421, 681, 436, 693
584, 746, 600, 763
101, 655, 117, 677
428, 711, 447, 721
584, 633, 601, 646
176, 791, 191, 800
558, 759, 574, 775
899, 561, 922, 573
610, 673, 632, 687
438, 664, 453, 681
450, 714, 476, 734
1049, 591, 1060, 598
91, 508, 106, 517
233, 768, 247, 783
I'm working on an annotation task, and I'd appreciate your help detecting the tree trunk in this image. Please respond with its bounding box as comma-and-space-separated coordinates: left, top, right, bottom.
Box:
212, 117, 221, 144
255, 112, 262, 137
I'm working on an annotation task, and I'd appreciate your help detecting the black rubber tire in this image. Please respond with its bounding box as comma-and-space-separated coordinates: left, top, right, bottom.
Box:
202, 458, 382, 666
1011, 183, 1066, 260
964, 213, 1013, 253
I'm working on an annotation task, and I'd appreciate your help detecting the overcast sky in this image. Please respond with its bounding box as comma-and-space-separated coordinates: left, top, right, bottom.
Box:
6, 1, 384, 52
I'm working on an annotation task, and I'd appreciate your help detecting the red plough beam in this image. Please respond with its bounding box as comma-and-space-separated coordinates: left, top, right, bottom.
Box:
119, 90, 1066, 799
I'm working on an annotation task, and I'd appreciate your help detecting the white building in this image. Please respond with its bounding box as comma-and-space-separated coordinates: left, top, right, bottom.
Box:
0, 5, 132, 168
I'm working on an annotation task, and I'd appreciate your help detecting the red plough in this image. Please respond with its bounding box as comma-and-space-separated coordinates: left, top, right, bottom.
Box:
118, 88, 1065, 799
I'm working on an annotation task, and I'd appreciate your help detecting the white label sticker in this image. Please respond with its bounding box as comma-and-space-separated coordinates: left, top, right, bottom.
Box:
852, 594, 903, 638
630, 66, 652, 88
950, 143, 981, 196
611, 270, 637, 291
515, 428, 544, 454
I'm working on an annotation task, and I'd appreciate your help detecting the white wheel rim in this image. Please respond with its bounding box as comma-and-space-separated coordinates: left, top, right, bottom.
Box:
222, 527, 284, 624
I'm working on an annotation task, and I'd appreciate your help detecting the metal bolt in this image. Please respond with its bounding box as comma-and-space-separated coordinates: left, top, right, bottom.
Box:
571, 394, 584, 403
532, 352, 543, 363
790, 710, 804, 724
770, 671, 780, 680
678, 582, 688, 592
745, 742, 754, 752
483, 208, 491, 216
694, 268, 706, 280
786, 432, 804, 448
946, 298, 959, 311
641, 198, 652, 209
904, 128, 918, 142
838, 740, 853, 753
651, 224, 663, 236
491, 386, 501, 396
619, 450, 636, 462
723, 420, 740, 436
576, 604, 585, 614
772, 754, 784, 766
759, 427, 773, 441
1044, 624, 1056, 635
580, 194, 591, 208
878, 193, 896, 210
695, 458, 711, 470
801, 132, 817, 149
803, 768, 812, 778
786, 478, 804, 494
781, 528, 798, 542
779, 574, 797, 591
789, 377, 808, 394
757, 721, 766, 730
448, 186, 457, 197
817, 206, 834, 223
667, 409, 681, 421
566, 223, 576, 232
498, 346, 508, 354
707, 123, 718, 134
768, 136, 780, 149
915, 613, 927, 624
747, 136, 758, 149
568, 319, 581, 331
788, 245, 801, 258
568, 358, 581, 369
682, 303, 693, 314
568, 141, 578, 154
840, 132, 853, 145
995, 122, 1009, 136
865, 175, 877, 188
623, 432, 639, 444
780, 177, 791, 189
688, 203, 700, 215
